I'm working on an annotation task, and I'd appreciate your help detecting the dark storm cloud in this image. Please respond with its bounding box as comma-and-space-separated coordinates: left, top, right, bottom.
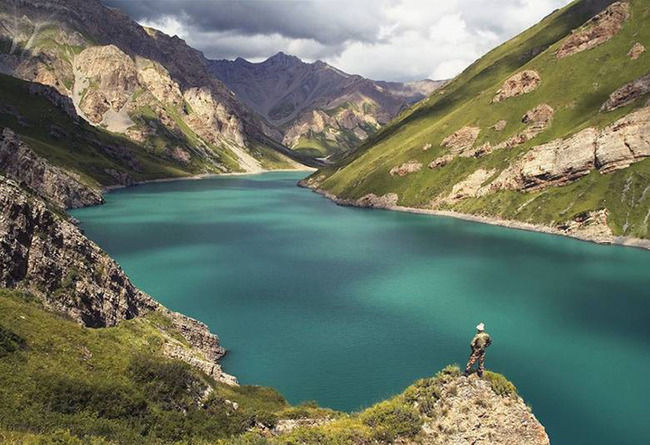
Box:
103, 0, 383, 46
101, 0, 572, 81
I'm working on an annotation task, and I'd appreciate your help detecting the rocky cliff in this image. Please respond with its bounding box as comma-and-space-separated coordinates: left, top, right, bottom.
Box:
278, 366, 549, 445
0, 176, 235, 383
209, 52, 445, 158
0, 128, 103, 208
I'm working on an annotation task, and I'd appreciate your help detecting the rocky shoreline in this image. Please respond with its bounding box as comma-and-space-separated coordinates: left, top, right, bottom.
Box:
298, 181, 650, 251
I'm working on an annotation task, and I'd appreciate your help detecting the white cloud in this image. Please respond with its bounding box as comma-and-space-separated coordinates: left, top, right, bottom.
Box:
109, 0, 572, 81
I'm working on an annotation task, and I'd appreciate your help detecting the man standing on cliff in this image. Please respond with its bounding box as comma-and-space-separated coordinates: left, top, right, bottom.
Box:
464, 322, 491, 377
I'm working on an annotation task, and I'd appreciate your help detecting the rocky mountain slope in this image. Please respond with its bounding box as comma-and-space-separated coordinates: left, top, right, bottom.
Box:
209, 53, 444, 158
0, 0, 309, 173
302, 0, 650, 246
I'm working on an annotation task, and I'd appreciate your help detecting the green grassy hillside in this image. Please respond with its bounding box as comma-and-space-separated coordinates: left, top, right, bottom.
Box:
309, 0, 650, 239
0, 289, 533, 445
0, 289, 335, 444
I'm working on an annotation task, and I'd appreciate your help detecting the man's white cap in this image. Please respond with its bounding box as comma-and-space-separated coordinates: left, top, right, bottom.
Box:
476, 322, 485, 331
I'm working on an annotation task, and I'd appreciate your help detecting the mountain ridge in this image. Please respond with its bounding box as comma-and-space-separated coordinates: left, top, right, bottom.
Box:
209, 52, 445, 158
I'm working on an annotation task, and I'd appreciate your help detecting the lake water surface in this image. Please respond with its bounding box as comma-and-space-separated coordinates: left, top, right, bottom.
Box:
71, 172, 650, 445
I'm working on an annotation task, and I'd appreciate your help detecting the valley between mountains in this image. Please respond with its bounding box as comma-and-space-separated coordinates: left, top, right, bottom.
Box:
0, 0, 648, 443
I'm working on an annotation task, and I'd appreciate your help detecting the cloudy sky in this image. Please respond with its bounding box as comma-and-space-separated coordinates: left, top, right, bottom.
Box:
103, 0, 571, 81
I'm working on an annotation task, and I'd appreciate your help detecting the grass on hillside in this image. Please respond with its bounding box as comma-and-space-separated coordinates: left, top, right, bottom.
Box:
0, 289, 327, 444
0, 288, 523, 444
312, 0, 650, 238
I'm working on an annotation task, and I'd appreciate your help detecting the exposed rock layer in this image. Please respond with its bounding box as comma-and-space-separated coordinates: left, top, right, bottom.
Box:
556, 1, 630, 58
0, 128, 103, 208
600, 72, 650, 111
492, 70, 541, 102
0, 176, 235, 383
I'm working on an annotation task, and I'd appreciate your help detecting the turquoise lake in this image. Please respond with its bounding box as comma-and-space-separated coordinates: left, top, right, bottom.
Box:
71, 171, 650, 445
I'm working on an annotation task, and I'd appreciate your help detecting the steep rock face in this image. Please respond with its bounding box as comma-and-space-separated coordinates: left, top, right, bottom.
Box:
27, 82, 78, 121
0, 177, 235, 383
556, 1, 630, 58
487, 106, 650, 192
0, 128, 103, 208
209, 53, 444, 155
75, 45, 139, 122
0, 177, 155, 327
596, 106, 650, 171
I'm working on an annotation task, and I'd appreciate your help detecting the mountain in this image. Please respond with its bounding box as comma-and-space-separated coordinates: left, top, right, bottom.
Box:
209, 52, 445, 159
0, 0, 311, 174
301, 0, 650, 246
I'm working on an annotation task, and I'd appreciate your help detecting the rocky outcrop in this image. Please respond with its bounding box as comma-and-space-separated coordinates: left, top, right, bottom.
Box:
416, 373, 550, 445
356, 193, 399, 208
556, 2, 630, 59
492, 70, 541, 102
596, 106, 650, 172
0, 128, 103, 209
492, 103, 555, 151
628, 42, 646, 60
556, 209, 613, 243
441, 126, 481, 152
487, 106, 650, 192
492, 120, 507, 131
390, 160, 422, 177
429, 154, 455, 170
432, 169, 495, 207
0, 176, 235, 383
75, 45, 139, 123
0, 176, 155, 327
600, 72, 650, 111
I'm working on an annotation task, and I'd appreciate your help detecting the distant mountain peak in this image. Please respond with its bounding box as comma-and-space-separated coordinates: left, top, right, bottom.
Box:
266, 51, 300, 64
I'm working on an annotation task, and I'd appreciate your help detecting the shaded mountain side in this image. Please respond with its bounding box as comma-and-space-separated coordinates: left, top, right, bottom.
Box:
303, 0, 650, 243
209, 53, 445, 158
0, 73, 219, 189
0, 0, 310, 172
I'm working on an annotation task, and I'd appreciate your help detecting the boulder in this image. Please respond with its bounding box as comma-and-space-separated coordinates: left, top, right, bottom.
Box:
356, 193, 399, 208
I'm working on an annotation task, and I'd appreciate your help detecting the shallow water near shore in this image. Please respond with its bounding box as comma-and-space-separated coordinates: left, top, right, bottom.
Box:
71, 171, 650, 445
